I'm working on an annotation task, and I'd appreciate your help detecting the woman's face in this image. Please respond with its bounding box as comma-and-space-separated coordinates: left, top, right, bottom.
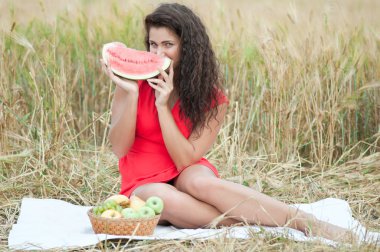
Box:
148, 26, 181, 68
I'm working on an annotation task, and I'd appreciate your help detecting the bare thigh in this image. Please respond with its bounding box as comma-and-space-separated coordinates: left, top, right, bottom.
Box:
131, 183, 177, 225
132, 182, 240, 228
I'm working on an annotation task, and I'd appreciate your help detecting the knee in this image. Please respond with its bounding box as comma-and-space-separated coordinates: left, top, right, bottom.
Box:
132, 183, 183, 219
132, 183, 175, 202
182, 174, 218, 200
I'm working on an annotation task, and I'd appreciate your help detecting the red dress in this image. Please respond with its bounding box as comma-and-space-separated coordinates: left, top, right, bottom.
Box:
119, 80, 229, 196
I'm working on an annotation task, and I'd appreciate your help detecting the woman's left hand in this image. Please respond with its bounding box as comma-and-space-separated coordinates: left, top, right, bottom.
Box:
147, 63, 174, 109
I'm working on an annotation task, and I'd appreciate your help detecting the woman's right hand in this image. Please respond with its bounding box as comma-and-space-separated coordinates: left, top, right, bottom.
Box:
100, 59, 139, 94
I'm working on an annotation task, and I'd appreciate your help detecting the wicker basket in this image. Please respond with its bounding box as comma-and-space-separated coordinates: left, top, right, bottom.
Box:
87, 208, 160, 236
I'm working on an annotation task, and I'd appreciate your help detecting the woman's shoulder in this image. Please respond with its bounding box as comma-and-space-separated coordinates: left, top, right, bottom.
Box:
210, 88, 229, 109
216, 89, 229, 104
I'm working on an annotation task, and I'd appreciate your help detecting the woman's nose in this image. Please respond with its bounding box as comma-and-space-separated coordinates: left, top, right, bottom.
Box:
156, 47, 165, 57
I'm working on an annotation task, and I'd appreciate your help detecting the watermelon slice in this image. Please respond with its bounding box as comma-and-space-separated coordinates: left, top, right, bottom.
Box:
102, 42, 171, 80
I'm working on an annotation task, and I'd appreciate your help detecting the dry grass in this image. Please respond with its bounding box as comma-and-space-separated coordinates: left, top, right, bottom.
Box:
0, 0, 379, 251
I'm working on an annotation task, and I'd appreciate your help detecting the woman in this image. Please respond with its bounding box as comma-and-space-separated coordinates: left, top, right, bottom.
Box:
102, 3, 354, 242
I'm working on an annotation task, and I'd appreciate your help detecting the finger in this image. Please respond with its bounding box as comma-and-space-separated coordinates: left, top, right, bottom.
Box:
169, 62, 174, 79
106, 65, 115, 77
158, 68, 169, 81
147, 78, 165, 86
100, 59, 109, 69
108, 68, 123, 83
102, 63, 116, 81
148, 78, 171, 91
147, 80, 165, 92
157, 69, 173, 90
108, 68, 115, 78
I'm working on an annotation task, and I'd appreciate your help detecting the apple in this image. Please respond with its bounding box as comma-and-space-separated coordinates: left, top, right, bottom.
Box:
138, 206, 156, 218
93, 206, 102, 216
129, 195, 146, 211
98, 205, 105, 213
146, 196, 164, 214
93, 205, 107, 216
121, 208, 141, 219
114, 205, 123, 213
101, 209, 122, 219
103, 199, 118, 210
105, 194, 130, 208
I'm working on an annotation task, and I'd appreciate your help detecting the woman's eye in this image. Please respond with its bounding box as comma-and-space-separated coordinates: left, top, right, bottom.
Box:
165, 43, 173, 47
150, 43, 157, 48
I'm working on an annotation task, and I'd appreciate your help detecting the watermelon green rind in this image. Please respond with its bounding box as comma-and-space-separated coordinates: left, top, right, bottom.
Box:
102, 42, 171, 80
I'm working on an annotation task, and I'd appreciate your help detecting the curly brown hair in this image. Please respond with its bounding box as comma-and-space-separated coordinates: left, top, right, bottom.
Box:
144, 3, 225, 135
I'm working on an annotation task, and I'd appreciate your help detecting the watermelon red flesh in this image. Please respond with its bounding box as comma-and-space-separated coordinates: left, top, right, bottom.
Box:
102, 42, 171, 80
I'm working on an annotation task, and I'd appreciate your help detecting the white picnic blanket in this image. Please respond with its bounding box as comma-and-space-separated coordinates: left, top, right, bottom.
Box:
8, 197, 379, 250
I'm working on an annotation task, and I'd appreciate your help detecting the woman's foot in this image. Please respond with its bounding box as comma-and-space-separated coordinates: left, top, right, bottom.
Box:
288, 210, 357, 243
305, 219, 357, 244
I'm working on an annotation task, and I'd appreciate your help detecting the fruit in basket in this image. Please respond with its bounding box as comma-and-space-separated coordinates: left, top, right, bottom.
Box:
93, 199, 123, 216
105, 194, 130, 208
114, 204, 123, 213
146, 196, 164, 214
92, 195, 164, 220
101, 209, 122, 219
89, 195, 164, 236
105, 201, 123, 213
138, 206, 156, 218
130, 195, 146, 211
92, 206, 103, 216
121, 208, 141, 219
103, 199, 118, 210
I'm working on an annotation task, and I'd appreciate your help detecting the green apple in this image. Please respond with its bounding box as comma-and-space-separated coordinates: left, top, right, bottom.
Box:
138, 206, 156, 218
98, 205, 106, 213
115, 205, 123, 213
93, 205, 106, 216
146, 196, 164, 214
93, 206, 101, 216
103, 199, 118, 210
121, 208, 141, 219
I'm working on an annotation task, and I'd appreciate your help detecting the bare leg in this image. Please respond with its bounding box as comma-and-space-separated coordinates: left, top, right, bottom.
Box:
174, 165, 355, 242
132, 182, 240, 228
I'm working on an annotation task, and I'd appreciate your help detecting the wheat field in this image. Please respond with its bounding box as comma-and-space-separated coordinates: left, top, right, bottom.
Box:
0, 0, 379, 251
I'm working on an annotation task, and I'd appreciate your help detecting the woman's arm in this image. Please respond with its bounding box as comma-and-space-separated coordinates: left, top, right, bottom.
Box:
101, 59, 139, 159
108, 85, 139, 159
147, 64, 227, 171
156, 103, 228, 171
